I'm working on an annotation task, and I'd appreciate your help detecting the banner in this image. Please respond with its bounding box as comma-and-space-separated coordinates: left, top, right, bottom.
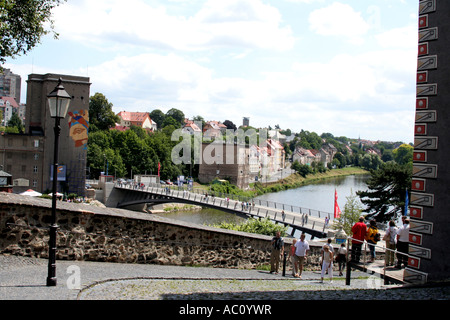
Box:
334, 189, 341, 218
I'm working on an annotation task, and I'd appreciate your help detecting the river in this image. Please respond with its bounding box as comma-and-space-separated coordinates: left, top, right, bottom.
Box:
159, 174, 370, 228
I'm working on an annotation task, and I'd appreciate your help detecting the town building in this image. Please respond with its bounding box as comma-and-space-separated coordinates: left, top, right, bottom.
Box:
181, 120, 202, 135
203, 121, 227, 140
0, 73, 91, 195
116, 111, 157, 132
0, 69, 21, 103
198, 142, 250, 189
0, 96, 19, 126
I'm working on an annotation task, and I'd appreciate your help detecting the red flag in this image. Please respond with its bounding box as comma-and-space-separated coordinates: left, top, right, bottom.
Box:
158, 162, 161, 177
334, 189, 341, 218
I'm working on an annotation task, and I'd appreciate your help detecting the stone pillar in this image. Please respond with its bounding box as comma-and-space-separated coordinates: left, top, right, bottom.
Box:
406, 0, 450, 283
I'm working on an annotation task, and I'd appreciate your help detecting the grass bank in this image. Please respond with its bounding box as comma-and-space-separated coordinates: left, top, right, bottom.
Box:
253, 167, 369, 196
196, 167, 369, 199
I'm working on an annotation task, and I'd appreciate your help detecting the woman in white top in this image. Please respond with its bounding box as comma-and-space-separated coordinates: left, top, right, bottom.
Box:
384, 220, 398, 266
320, 245, 334, 283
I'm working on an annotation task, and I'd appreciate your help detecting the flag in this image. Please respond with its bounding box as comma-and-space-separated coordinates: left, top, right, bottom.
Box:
334, 189, 341, 218
158, 162, 161, 177
404, 188, 409, 216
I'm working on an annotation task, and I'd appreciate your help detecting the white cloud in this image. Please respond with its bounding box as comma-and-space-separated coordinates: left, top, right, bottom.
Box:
375, 25, 418, 49
308, 2, 370, 44
52, 0, 295, 52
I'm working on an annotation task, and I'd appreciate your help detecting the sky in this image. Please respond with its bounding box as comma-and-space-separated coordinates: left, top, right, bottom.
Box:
4, 0, 419, 143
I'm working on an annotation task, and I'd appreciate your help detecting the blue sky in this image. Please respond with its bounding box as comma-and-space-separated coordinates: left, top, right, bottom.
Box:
5, 0, 419, 143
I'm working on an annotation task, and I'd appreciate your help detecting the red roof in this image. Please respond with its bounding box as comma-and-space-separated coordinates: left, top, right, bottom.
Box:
0, 96, 19, 109
117, 111, 150, 122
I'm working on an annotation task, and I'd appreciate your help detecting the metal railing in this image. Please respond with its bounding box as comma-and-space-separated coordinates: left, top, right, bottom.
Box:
115, 182, 332, 233
345, 236, 412, 284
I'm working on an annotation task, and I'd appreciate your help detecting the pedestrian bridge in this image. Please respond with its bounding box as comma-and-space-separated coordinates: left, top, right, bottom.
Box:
110, 183, 333, 239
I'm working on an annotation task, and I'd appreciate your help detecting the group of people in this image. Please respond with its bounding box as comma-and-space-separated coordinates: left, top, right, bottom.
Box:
269, 215, 410, 283
270, 232, 310, 279
351, 215, 410, 269
270, 232, 346, 283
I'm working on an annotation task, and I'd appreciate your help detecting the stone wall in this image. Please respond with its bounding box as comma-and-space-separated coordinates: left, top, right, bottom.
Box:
0, 193, 353, 271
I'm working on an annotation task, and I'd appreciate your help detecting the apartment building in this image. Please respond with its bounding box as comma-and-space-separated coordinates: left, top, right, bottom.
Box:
0, 73, 91, 195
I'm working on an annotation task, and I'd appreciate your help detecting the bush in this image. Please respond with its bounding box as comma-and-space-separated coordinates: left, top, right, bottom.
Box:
212, 217, 287, 237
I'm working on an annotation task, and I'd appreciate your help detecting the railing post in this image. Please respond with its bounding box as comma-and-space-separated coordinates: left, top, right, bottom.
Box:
346, 238, 351, 285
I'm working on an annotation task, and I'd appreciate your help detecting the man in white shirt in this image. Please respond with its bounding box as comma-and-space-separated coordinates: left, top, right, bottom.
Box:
396, 217, 410, 269
294, 233, 310, 278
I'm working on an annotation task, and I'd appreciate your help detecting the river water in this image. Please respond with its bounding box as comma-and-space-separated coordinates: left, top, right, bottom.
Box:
160, 174, 370, 228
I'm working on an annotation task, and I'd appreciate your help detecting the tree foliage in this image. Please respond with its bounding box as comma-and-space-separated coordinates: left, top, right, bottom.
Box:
332, 191, 364, 236
356, 162, 412, 223
89, 93, 119, 132
212, 217, 288, 237
0, 0, 65, 66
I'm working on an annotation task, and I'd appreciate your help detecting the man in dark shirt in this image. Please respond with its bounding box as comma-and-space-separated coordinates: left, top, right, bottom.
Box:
270, 231, 284, 274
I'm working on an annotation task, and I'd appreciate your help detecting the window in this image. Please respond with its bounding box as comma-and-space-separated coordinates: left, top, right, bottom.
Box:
34, 140, 39, 148
33, 180, 37, 188
34, 154, 39, 160
33, 166, 38, 173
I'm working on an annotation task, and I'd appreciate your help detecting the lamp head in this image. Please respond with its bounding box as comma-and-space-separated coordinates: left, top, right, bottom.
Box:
47, 78, 71, 118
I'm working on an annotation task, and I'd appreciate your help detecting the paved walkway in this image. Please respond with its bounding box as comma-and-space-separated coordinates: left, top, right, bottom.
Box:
2, 254, 450, 302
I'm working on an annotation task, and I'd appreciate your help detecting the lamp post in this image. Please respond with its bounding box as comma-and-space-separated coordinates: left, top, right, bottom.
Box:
46, 78, 71, 286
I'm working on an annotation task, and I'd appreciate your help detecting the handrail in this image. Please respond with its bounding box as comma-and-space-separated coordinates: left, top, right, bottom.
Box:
114, 182, 331, 233
345, 236, 411, 284
115, 181, 333, 219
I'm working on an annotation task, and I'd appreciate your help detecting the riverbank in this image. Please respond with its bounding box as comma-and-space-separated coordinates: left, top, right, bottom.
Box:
196, 167, 369, 199
256, 167, 369, 194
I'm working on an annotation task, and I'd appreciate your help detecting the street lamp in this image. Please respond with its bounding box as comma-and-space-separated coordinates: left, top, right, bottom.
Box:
46, 78, 71, 286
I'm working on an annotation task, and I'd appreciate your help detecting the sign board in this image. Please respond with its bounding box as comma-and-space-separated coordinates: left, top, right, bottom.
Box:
50, 165, 66, 181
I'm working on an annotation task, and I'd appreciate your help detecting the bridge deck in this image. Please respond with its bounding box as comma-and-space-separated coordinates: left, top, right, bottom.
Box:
114, 184, 332, 238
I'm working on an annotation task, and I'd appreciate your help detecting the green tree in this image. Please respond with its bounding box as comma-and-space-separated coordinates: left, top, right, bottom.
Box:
89, 93, 119, 132
149, 109, 165, 129
332, 191, 364, 236
165, 108, 185, 126
1, 0, 65, 67
360, 153, 382, 171
357, 162, 412, 223
161, 116, 180, 129
6, 112, 23, 133
212, 218, 287, 237
291, 160, 312, 178
393, 144, 413, 165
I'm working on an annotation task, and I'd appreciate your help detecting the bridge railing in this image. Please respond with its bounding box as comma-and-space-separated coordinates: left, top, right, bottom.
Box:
115, 182, 331, 234
118, 181, 333, 219
344, 236, 415, 285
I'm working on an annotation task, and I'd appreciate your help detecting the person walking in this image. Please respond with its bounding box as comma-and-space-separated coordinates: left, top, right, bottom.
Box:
365, 220, 379, 262
288, 238, 298, 276
351, 216, 367, 263
321, 238, 334, 275
384, 220, 398, 266
270, 231, 284, 274
294, 233, 310, 279
396, 217, 410, 269
336, 243, 347, 276
320, 245, 334, 283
